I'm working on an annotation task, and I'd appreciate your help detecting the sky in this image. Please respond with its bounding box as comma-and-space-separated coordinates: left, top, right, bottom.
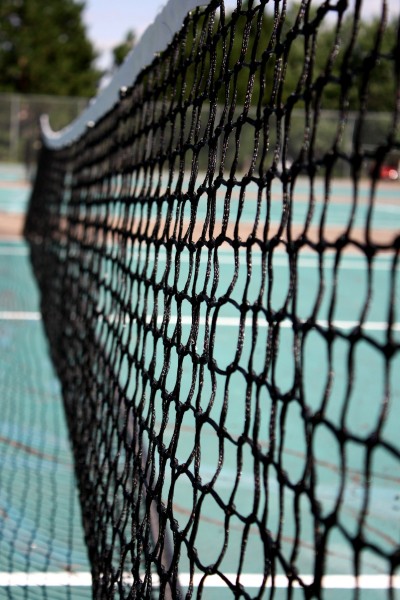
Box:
83, 0, 400, 71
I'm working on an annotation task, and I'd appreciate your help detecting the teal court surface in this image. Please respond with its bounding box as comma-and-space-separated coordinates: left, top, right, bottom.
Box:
0, 170, 399, 598
0, 161, 400, 229
0, 164, 30, 215
0, 240, 91, 599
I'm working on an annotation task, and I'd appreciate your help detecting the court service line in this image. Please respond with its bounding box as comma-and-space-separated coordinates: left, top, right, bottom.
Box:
0, 245, 397, 271
0, 572, 399, 589
0, 311, 41, 321
1, 312, 399, 332
152, 315, 400, 332
116, 252, 398, 271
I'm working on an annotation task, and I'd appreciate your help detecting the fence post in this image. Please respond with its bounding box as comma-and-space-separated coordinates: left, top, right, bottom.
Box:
9, 95, 21, 162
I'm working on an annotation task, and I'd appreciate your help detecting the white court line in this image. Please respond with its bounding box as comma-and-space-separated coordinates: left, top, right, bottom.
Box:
0, 244, 397, 270
164, 315, 400, 332
0, 572, 92, 587
125, 252, 397, 270
144, 314, 400, 332
0, 312, 41, 321
175, 256, 397, 270
2, 312, 399, 332
0, 572, 399, 589
178, 574, 400, 589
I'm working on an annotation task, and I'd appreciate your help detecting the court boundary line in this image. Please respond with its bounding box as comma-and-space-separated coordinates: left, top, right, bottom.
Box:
0, 572, 399, 589
0, 312, 41, 320
0, 244, 398, 270
1, 312, 399, 332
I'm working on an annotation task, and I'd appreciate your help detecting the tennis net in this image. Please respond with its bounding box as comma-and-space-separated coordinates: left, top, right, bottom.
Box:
25, 0, 400, 598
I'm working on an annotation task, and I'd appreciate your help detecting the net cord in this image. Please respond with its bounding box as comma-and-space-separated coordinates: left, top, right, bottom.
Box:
40, 0, 208, 150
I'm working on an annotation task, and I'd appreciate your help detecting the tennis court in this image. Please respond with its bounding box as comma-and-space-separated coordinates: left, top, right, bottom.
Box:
2, 0, 400, 598
0, 210, 92, 597
0, 160, 84, 597
1, 165, 399, 597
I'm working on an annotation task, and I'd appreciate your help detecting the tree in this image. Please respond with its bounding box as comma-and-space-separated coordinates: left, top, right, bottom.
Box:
218, 2, 399, 113
278, 4, 399, 113
0, 0, 101, 97
112, 30, 135, 70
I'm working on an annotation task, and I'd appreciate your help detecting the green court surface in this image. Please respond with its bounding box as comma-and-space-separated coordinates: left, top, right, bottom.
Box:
0, 188, 31, 213
0, 173, 399, 598
0, 240, 91, 598
191, 179, 400, 230
0, 164, 26, 183
100, 245, 399, 598
0, 163, 31, 214
0, 162, 399, 231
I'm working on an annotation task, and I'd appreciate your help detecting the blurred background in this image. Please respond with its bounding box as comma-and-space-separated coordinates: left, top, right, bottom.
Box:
0, 0, 399, 176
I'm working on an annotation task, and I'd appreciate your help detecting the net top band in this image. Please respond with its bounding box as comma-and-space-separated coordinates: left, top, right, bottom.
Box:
41, 0, 207, 150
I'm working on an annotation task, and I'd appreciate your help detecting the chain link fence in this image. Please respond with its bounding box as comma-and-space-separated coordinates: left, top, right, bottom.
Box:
0, 93, 87, 169
0, 93, 398, 181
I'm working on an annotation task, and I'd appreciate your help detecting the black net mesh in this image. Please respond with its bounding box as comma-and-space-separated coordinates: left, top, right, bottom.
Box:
25, 0, 400, 598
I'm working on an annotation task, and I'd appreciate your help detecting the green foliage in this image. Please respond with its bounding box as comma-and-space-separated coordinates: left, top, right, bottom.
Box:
158, 2, 398, 175
112, 30, 135, 69
178, 2, 398, 114
0, 0, 101, 96
300, 9, 398, 112
270, 3, 398, 113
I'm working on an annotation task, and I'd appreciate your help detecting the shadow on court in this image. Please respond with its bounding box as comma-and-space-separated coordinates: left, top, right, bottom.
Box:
0, 171, 92, 600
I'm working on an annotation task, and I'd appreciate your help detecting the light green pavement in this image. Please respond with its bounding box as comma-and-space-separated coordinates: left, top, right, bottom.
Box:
0, 161, 398, 597
0, 240, 91, 599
